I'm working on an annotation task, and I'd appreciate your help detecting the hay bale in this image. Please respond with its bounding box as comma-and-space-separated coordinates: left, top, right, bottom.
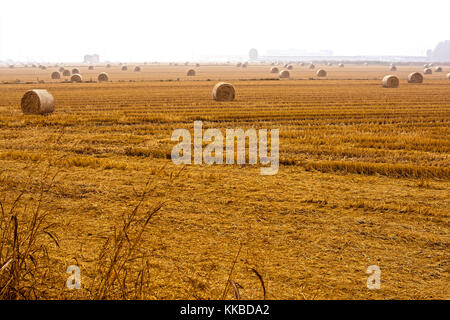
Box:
21, 90, 54, 115
270, 66, 279, 74
134, 66, 141, 72
121, 66, 128, 71
106, 64, 111, 68
424, 68, 432, 75
390, 65, 397, 71
382, 75, 399, 88
407, 72, 423, 83
242, 62, 248, 68
187, 69, 196, 76
59, 67, 65, 72
299, 62, 305, 67
236, 62, 242, 67
72, 68, 80, 74
70, 74, 82, 83
196, 63, 200, 67
88, 66, 94, 70
212, 82, 235, 101
316, 69, 327, 77
434, 66, 442, 72
287, 64, 293, 70
308, 63, 315, 69
62, 70, 71, 77
279, 70, 290, 79
98, 72, 109, 82
338, 63, 344, 68
51, 71, 61, 80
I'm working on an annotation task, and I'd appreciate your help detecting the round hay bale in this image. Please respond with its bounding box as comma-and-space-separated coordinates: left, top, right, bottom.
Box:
447, 73, 450, 79
98, 72, 109, 82
187, 69, 196, 76
242, 62, 248, 68
382, 75, 399, 88
121, 66, 128, 71
212, 82, 235, 101
62, 70, 71, 77
196, 63, 200, 67
134, 66, 141, 72
300, 62, 305, 67
72, 68, 80, 74
287, 64, 293, 70
309, 63, 315, 69
316, 69, 327, 77
338, 63, 344, 68
21, 89, 54, 115
390, 65, 397, 71
407, 72, 423, 83
434, 66, 442, 72
70, 74, 82, 83
424, 68, 432, 75
236, 62, 242, 67
279, 70, 290, 79
51, 71, 61, 80
106, 64, 111, 68
88, 66, 94, 70
270, 66, 279, 74
59, 67, 65, 72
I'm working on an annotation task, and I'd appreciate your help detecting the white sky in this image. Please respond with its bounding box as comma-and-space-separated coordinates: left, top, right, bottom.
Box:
0, 0, 449, 61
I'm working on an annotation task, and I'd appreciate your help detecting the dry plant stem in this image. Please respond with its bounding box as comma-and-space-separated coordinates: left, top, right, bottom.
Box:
222, 244, 242, 300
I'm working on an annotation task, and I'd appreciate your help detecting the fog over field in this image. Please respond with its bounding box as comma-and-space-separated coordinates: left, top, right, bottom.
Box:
0, 0, 449, 62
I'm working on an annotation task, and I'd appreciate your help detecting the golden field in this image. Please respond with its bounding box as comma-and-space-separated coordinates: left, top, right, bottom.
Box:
0, 63, 449, 300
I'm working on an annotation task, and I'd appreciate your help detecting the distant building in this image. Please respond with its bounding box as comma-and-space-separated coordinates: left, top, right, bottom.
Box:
249, 48, 258, 60
84, 54, 100, 64
429, 41, 450, 61
265, 48, 333, 57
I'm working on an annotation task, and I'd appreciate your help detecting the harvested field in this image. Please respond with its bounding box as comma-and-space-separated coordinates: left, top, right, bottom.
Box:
0, 66, 448, 300
1, 64, 449, 83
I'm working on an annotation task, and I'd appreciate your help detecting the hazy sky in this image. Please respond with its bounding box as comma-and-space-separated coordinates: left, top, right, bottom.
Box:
0, 0, 449, 61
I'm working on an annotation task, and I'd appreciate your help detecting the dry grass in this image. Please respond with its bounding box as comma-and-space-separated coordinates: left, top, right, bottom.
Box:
0, 65, 448, 300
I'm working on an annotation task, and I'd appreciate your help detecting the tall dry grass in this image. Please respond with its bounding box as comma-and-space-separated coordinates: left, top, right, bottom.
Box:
0, 166, 60, 299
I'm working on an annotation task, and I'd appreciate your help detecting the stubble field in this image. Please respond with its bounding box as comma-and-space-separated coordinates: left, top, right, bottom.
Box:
0, 63, 448, 299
